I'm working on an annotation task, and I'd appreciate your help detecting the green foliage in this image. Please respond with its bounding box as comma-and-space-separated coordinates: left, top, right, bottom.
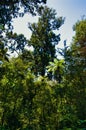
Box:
0, 0, 86, 129
6, 32, 28, 54
0, 0, 47, 61
0, 59, 62, 129
29, 6, 64, 76
72, 19, 86, 57
0, 0, 47, 26
62, 19, 86, 128
46, 58, 64, 82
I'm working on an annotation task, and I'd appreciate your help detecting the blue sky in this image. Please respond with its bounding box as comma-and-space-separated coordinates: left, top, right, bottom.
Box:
13, 0, 86, 47
47, 0, 86, 46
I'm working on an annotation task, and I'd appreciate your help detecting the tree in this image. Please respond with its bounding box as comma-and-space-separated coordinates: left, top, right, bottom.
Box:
0, 57, 63, 129
62, 19, 86, 124
0, 0, 47, 63
0, 58, 26, 129
0, 0, 47, 27
72, 18, 86, 57
6, 32, 28, 55
29, 6, 64, 76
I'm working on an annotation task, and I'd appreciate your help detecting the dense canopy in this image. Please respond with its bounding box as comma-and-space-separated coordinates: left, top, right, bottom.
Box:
0, 0, 86, 129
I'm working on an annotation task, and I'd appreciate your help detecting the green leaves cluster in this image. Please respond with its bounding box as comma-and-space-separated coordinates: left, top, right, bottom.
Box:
0, 0, 47, 26
47, 58, 64, 82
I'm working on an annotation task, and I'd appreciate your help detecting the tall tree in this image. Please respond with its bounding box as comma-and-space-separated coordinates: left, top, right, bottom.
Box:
63, 19, 86, 122
29, 6, 64, 76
